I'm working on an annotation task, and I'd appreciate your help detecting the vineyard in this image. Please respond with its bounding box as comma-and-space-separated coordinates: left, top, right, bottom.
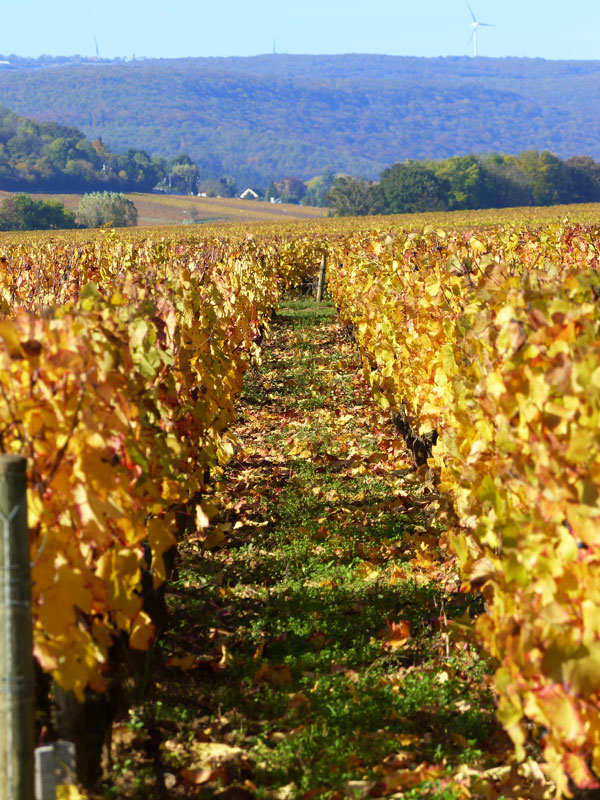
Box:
1, 211, 600, 798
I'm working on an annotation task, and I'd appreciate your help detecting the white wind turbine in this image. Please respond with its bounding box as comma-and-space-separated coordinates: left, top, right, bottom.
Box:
467, 2, 494, 57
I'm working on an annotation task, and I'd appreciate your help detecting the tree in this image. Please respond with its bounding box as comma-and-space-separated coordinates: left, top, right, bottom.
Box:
430, 155, 494, 210
198, 176, 237, 197
478, 154, 534, 208
512, 150, 567, 206
274, 176, 307, 204
563, 156, 600, 203
305, 170, 335, 207
77, 192, 138, 228
379, 161, 447, 214
326, 175, 384, 216
265, 180, 278, 201
0, 194, 76, 230
166, 155, 200, 195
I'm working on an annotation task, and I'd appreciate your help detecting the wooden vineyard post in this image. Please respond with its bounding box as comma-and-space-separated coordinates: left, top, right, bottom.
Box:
0, 455, 34, 800
316, 254, 326, 303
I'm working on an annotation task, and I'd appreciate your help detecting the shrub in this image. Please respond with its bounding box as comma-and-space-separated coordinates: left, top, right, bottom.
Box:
77, 192, 138, 228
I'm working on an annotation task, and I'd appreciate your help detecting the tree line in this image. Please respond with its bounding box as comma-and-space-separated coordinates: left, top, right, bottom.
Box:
0, 106, 201, 194
326, 151, 600, 216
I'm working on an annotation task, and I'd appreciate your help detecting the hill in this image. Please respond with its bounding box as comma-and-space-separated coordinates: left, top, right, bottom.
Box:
0, 105, 165, 192
0, 54, 599, 186
0, 190, 326, 227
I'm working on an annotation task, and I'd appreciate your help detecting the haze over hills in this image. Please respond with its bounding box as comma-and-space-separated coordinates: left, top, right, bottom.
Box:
0, 54, 599, 186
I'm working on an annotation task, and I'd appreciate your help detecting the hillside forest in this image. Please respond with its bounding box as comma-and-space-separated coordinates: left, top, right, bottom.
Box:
1, 54, 600, 186
0, 106, 199, 194
3, 103, 600, 226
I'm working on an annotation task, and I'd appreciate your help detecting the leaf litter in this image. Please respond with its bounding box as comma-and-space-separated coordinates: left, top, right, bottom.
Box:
102, 299, 555, 800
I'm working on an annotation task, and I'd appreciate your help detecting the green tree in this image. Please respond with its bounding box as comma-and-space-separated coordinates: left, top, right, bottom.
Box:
0, 194, 76, 231
430, 155, 494, 210
165, 155, 200, 194
379, 161, 447, 214
478, 154, 534, 207
265, 180, 278, 201
511, 150, 567, 205
326, 175, 384, 216
77, 192, 138, 228
305, 170, 335, 207
563, 156, 600, 203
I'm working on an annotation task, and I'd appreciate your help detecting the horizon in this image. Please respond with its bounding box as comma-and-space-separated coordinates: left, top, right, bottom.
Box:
4, 52, 600, 64
2, 1, 600, 63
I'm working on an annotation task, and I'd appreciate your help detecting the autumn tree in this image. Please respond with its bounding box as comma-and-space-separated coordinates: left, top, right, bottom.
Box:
274, 176, 307, 204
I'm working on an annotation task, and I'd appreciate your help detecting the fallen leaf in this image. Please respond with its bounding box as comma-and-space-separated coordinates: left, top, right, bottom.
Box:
219, 644, 234, 668
165, 654, 198, 671
254, 662, 292, 687
342, 779, 376, 798
196, 501, 219, 529
382, 619, 411, 651
355, 561, 378, 581
180, 767, 217, 786
286, 691, 310, 711
271, 782, 298, 800
202, 528, 226, 549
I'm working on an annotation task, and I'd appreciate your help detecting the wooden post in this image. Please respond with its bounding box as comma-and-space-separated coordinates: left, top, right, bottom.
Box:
316, 254, 326, 303
0, 455, 34, 800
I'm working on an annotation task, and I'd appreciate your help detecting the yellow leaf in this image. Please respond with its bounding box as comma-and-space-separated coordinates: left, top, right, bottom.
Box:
166, 654, 198, 671
129, 610, 155, 651
469, 237, 486, 254
202, 528, 226, 549
388, 564, 406, 585
564, 753, 600, 790
219, 643, 233, 668
196, 501, 218, 529
56, 786, 86, 800
0, 319, 27, 358
532, 685, 585, 744
486, 370, 505, 398
355, 561, 378, 581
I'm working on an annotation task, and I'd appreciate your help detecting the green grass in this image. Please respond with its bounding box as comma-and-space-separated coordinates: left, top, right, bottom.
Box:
103, 298, 500, 800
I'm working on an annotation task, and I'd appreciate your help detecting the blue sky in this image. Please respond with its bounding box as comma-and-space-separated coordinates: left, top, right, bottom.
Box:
4, 0, 600, 61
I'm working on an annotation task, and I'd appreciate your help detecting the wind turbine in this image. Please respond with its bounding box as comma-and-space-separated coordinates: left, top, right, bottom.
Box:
466, 3, 494, 57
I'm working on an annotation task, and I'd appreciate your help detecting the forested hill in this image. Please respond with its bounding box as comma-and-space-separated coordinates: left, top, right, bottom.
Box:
0, 105, 165, 192
0, 54, 599, 185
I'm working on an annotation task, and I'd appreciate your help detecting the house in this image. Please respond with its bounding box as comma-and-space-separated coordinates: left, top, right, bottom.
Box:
239, 188, 261, 200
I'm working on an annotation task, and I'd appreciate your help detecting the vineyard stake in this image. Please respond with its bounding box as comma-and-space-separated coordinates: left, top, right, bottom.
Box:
0, 455, 34, 800
316, 254, 326, 303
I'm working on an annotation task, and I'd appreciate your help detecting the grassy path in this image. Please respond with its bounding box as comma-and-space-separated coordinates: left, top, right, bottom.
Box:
106, 299, 523, 800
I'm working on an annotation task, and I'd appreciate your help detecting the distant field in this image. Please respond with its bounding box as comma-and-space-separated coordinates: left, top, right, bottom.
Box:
0, 193, 598, 243
0, 190, 327, 226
